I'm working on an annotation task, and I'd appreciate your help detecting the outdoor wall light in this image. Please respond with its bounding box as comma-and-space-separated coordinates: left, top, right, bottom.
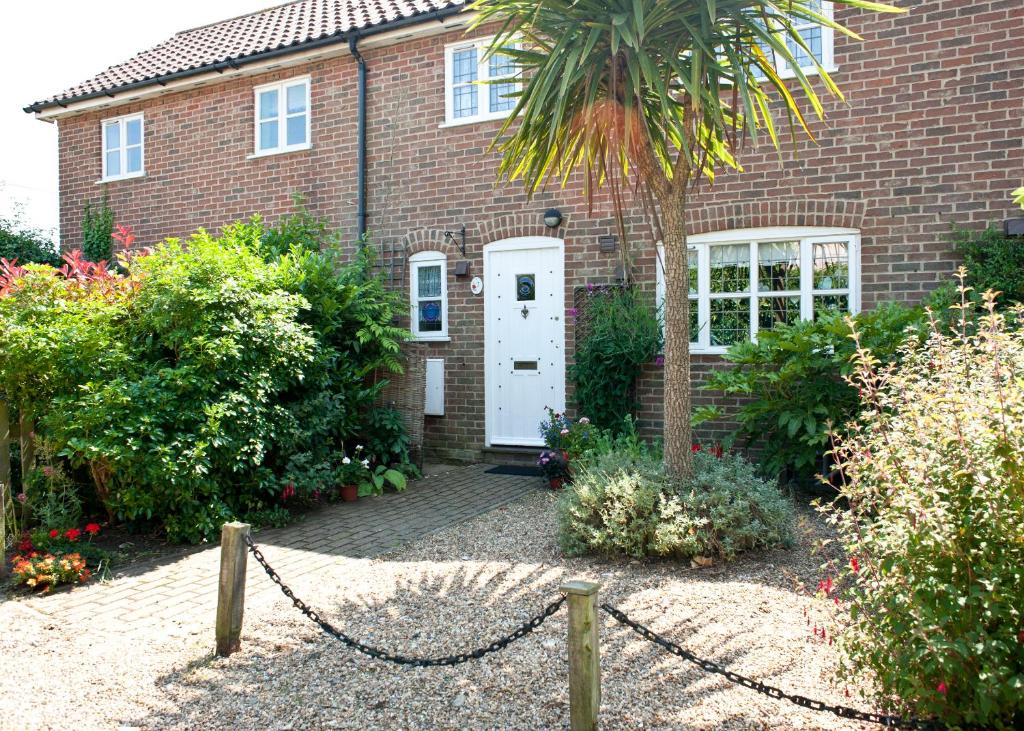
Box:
543, 208, 563, 228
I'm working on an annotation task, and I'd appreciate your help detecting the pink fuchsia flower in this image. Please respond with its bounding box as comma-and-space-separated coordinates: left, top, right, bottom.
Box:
937, 681, 947, 695
817, 577, 834, 596
16, 492, 27, 504
655, 355, 665, 367
850, 556, 860, 573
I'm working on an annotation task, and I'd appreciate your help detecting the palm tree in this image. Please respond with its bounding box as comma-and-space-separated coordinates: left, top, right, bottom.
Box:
472, 0, 903, 477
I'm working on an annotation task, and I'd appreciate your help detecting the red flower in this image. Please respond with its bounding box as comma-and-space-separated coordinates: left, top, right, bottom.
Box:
937, 681, 947, 696
17, 536, 33, 553
281, 483, 296, 501
65, 528, 81, 542
817, 577, 833, 596
691, 444, 702, 453
850, 556, 860, 574
84, 523, 101, 536
49, 529, 59, 539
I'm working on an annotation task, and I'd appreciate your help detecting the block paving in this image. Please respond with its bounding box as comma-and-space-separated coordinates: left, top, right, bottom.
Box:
5, 464, 539, 636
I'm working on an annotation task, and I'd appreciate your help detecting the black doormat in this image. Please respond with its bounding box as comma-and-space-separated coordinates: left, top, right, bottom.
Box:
485, 465, 541, 477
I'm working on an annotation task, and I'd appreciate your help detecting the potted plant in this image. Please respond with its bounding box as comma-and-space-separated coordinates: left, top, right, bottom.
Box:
335, 456, 369, 502
537, 449, 570, 489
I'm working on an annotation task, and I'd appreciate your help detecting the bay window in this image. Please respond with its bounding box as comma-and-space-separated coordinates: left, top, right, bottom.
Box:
657, 227, 860, 353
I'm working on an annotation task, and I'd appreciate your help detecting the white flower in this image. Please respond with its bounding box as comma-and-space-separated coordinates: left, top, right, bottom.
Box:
361, 459, 370, 468
342, 457, 351, 465
355, 445, 364, 451
579, 417, 591, 425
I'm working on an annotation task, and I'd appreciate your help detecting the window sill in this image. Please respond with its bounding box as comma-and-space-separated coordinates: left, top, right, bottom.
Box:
247, 143, 313, 160
439, 114, 512, 129
96, 172, 145, 184
412, 336, 451, 343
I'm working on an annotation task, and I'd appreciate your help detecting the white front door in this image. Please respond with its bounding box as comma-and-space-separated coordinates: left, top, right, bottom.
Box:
485, 237, 566, 446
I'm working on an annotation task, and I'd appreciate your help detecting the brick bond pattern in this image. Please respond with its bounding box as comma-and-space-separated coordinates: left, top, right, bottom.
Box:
53, 0, 1024, 457
9, 466, 538, 633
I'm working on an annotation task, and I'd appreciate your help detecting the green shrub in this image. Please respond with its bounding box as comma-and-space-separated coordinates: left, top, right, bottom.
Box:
951, 225, 1024, 305
700, 303, 926, 480
0, 208, 60, 266
559, 449, 792, 560
360, 407, 412, 467
824, 289, 1024, 728
81, 196, 114, 262
568, 287, 662, 432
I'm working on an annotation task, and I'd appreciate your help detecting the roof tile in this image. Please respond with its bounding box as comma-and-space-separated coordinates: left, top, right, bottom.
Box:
27, 0, 465, 110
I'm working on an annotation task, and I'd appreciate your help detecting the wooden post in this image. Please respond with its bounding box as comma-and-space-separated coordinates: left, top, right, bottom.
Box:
561, 580, 602, 731
215, 522, 250, 657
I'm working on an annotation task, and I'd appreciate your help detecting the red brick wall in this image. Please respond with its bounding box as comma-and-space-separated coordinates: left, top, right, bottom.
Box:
54, 0, 1024, 461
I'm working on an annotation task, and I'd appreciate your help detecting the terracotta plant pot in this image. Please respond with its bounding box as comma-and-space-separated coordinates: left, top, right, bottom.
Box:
549, 477, 564, 490
340, 484, 359, 502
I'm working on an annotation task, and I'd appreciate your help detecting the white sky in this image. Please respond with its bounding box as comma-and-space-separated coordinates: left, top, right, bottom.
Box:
0, 1, 269, 242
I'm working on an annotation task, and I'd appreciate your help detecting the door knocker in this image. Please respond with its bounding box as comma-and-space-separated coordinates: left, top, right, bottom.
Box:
521, 306, 530, 319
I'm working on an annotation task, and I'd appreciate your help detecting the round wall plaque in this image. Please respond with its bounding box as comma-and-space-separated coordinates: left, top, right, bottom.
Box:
470, 276, 484, 295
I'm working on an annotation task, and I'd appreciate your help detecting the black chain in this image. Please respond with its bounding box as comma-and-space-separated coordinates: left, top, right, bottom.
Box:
601, 604, 943, 730
245, 534, 566, 667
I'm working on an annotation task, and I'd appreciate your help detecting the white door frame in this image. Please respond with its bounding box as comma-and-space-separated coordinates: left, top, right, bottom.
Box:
483, 236, 566, 447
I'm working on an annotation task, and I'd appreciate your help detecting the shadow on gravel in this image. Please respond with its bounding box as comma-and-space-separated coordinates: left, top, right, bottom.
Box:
130, 557, 822, 731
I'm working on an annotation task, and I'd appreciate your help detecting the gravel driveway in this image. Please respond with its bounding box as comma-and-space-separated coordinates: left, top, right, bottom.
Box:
0, 491, 875, 730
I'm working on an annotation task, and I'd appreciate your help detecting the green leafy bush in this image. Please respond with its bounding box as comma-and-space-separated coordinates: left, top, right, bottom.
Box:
951, 225, 1024, 305
824, 289, 1024, 728
559, 448, 792, 560
81, 196, 114, 262
568, 287, 662, 431
700, 303, 925, 480
0, 208, 59, 266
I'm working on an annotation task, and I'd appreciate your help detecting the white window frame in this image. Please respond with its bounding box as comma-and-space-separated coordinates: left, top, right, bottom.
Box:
657, 226, 860, 354
757, 1, 836, 79
442, 36, 521, 127
100, 112, 145, 182
251, 75, 312, 158
410, 251, 449, 341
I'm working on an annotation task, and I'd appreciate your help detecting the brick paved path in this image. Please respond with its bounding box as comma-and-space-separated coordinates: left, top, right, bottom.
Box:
5, 464, 538, 636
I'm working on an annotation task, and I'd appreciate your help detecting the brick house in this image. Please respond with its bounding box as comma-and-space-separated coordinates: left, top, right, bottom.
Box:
24, 0, 1024, 462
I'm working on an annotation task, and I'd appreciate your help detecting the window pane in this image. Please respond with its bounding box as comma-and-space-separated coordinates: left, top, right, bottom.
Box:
758, 295, 802, 331
286, 114, 307, 146
688, 249, 698, 295
814, 294, 849, 319
259, 120, 279, 150
104, 122, 120, 151
758, 241, 800, 292
125, 118, 142, 146
453, 85, 478, 118
105, 150, 120, 177
710, 244, 750, 293
286, 83, 307, 114
125, 146, 142, 173
710, 298, 750, 347
689, 296, 699, 344
417, 265, 442, 298
813, 242, 849, 290
489, 50, 515, 77
489, 81, 517, 113
788, 26, 823, 68
259, 89, 279, 120
516, 274, 535, 301
418, 300, 443, 332
452, 48, 478, 84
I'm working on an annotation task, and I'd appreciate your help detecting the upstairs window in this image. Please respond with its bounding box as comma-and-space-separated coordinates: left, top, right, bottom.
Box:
657, 227, 860, 353
755, 0, 835, 77
253, 76, 310, 156
410, 251, 448, 340
444, 38, 519, 126
101, 113, 144, 181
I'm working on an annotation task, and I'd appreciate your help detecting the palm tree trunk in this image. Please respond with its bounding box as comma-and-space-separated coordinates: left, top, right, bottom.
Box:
660, 193, 693, 478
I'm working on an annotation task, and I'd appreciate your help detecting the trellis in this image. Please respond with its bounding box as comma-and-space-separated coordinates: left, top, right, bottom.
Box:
0, 399, 35, 576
